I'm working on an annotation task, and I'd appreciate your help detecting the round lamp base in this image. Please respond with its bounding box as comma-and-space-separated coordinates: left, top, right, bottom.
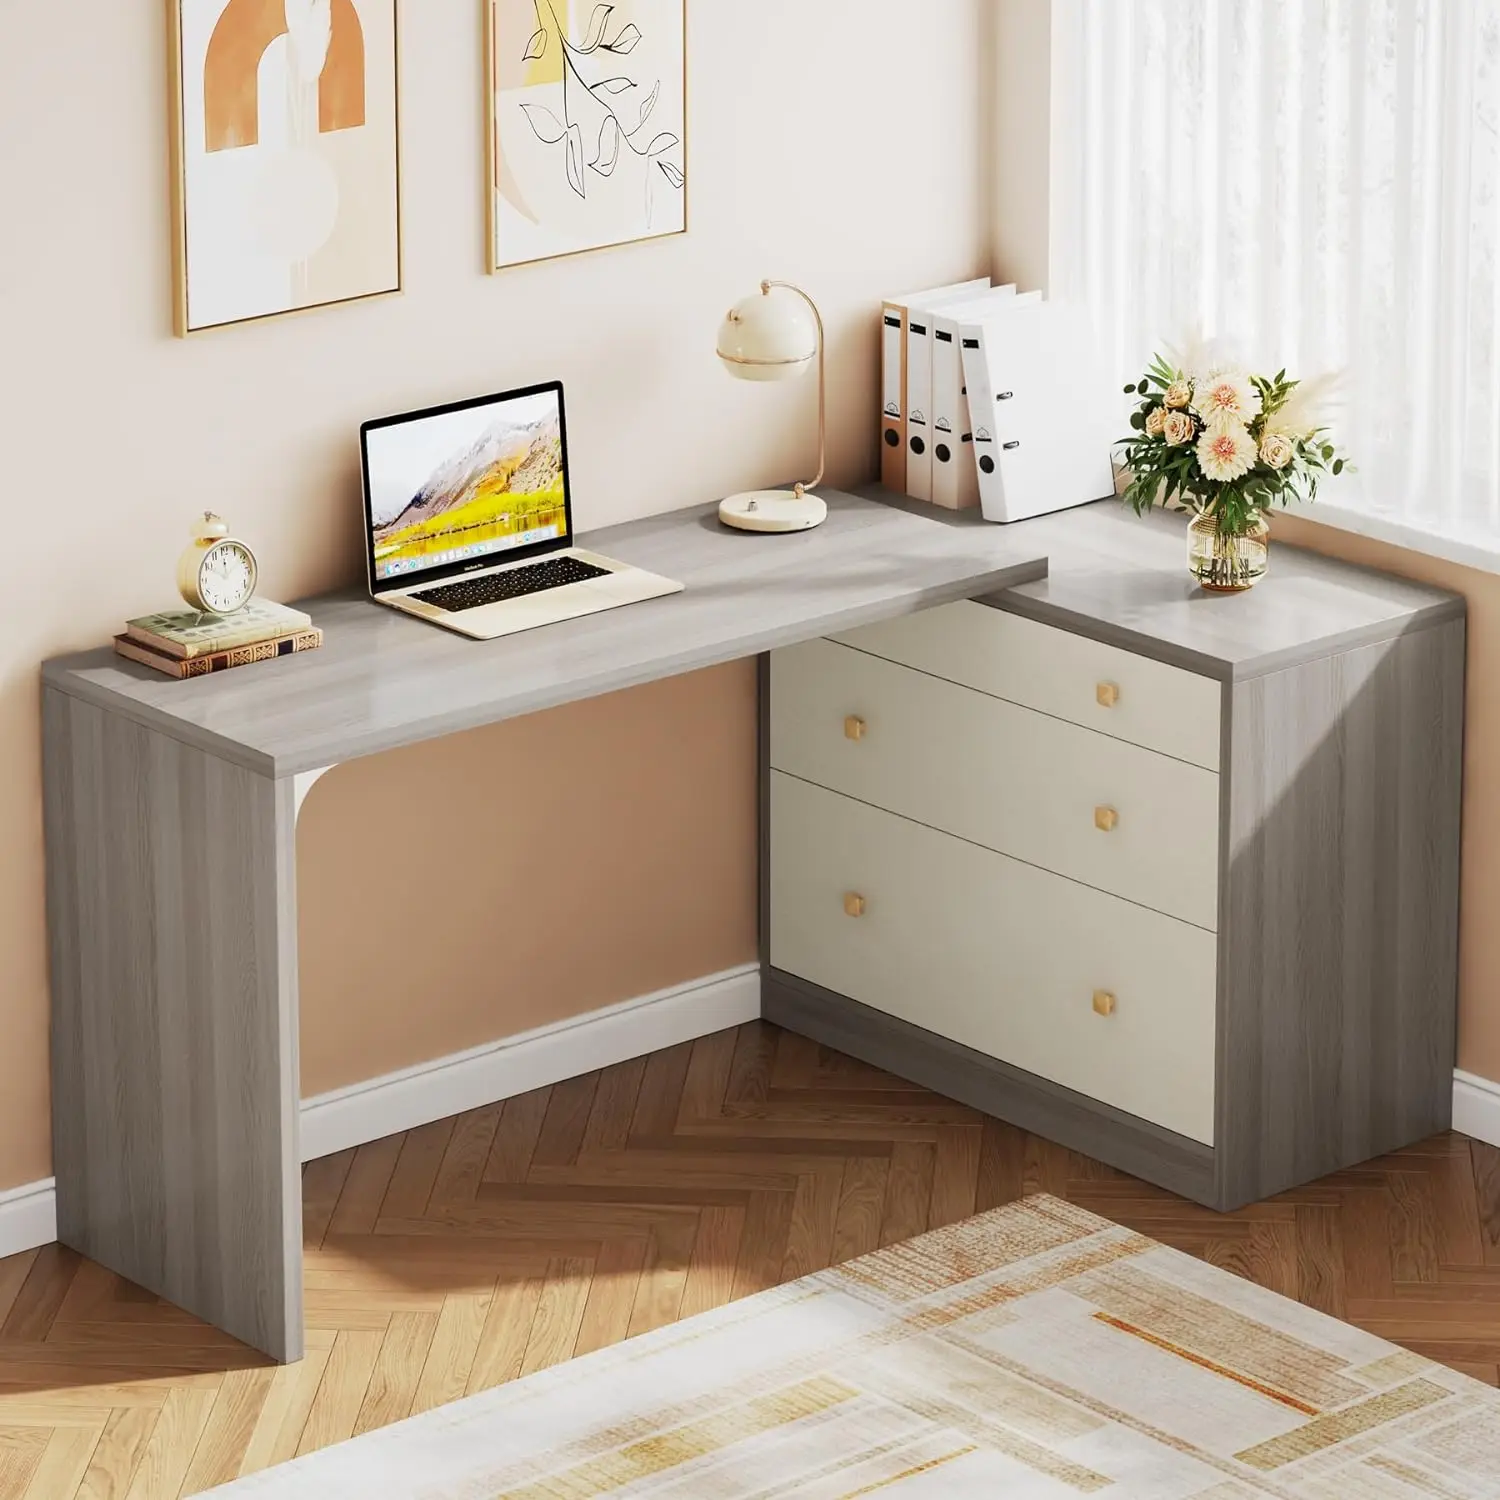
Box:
718, 489, 828, 533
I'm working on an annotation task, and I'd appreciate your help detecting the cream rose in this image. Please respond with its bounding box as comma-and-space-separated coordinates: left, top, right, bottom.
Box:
1164, 379, 1193, 410
1259, 432, 1295, 471
1145, 406, 1167, 437
1163, 410, 1196, 446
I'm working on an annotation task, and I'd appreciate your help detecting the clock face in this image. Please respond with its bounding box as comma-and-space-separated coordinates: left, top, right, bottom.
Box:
198, 541, 257, 615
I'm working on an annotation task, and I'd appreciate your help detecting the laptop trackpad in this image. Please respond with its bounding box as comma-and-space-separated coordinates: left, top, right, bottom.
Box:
585, 567, 683, 603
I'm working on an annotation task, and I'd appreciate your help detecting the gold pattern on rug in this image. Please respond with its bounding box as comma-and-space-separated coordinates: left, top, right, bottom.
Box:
1092, 1313, 1322, 1416
204, 1194, 1500, 1496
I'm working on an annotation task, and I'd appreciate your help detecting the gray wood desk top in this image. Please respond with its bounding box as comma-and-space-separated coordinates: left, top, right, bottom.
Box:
991, 500, 1463, 681
42, 489, 1053, 778
43, 486, 1463, 777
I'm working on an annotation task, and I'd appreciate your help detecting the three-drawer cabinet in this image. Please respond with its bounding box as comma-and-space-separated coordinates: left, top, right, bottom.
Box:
762, 558, 1465, 1211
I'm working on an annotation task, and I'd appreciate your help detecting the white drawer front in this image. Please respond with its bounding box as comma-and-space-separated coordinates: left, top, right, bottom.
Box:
833, 600, 1221, 772
770, 773, 1217, 1145
771, 639, 1220, 931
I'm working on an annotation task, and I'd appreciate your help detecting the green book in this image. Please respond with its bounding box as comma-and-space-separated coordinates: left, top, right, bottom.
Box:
124, 600, 313, 659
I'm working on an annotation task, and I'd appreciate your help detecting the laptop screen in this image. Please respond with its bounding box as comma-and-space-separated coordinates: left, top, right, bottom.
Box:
361, 382, 573, 592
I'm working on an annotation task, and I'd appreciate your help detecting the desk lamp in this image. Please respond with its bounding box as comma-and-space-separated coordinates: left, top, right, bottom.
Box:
715, 280, 828, 531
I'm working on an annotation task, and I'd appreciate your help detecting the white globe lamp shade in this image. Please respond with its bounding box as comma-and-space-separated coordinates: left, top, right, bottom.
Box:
715, 280, 829, 533
717, 287, 818, 383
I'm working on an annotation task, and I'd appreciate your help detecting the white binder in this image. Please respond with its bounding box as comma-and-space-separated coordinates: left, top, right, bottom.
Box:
879, 279, 989, 495
961, 299, 1115, 523
904, 281, 993, 502
960, 292, 1038, 516
930, 286, 1019, 510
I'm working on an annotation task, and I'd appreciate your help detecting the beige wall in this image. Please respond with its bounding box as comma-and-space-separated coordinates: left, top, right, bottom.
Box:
0, 1, 991, 1190
1271, 516, 1500, 1082
298, 662, 759, 1097
990, 0, 1051, 294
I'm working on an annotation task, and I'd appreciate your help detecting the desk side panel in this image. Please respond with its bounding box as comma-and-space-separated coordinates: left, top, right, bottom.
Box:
1216, 617, 1464, 1208
43, 686, 303, 1361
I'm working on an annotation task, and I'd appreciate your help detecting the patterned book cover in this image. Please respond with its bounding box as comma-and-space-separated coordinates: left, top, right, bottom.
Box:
123, 600, 313, 659
114, 628, 322, 679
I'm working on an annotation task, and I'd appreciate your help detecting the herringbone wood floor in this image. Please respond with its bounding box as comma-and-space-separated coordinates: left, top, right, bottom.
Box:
2, 1022, 1499, 1498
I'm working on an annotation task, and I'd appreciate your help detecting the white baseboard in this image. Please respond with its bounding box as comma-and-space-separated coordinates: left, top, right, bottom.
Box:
299, 963, 763, 1162
0, 964, 761, 1261
0, 1178, 57, 1261
14, 991, 1488, 1262
1453, 1069, 1500, 1150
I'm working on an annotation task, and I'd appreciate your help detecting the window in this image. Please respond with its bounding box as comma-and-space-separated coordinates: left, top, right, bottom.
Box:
1049, 0, 1500, 563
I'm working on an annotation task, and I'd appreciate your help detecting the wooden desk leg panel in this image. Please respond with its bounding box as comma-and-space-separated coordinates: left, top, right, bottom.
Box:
42, 687, 303, 1362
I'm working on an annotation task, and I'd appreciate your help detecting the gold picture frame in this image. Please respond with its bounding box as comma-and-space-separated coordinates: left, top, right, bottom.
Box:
167, 0, 405, 336
485, 0, 688, 273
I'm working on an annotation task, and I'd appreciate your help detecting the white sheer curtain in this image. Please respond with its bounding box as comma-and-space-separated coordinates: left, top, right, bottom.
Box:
1049, 0, 1500, 549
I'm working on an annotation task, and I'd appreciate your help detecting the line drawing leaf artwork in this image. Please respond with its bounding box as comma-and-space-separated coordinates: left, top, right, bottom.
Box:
520, 102, 567, 145
496, 0, 685, 265
602, 22, 640, 53
565, 122, 586, 198
636, 79, 660, 132
581, 4, 614, 52
591, 116, 621, 175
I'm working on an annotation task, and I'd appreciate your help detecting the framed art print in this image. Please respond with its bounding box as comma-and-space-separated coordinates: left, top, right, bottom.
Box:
168, 0, 402, 335
487, 0, 686, 271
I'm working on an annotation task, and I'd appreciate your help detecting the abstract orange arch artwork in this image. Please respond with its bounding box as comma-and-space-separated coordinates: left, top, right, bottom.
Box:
204, 0, 366, 152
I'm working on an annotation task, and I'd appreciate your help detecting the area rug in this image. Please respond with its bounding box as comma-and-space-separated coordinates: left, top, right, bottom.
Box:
208, 1194, 1500, 1497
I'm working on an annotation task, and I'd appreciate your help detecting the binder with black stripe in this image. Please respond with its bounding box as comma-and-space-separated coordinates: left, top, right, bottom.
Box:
960, 298, 1116, 523
931, 286, 1022, 510
878, 279, 988, 496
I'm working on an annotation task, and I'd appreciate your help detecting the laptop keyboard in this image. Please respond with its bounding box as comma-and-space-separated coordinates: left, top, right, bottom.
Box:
412, 555, 611, 613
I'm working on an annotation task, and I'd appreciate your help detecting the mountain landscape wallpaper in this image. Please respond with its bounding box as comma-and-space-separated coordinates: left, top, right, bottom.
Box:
370, 395, 567, 578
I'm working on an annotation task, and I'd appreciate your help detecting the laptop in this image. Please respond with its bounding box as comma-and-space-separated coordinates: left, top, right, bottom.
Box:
360, 381, 683, 640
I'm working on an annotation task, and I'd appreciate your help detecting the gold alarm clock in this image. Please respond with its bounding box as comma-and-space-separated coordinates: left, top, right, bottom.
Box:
177, 512, 258, 616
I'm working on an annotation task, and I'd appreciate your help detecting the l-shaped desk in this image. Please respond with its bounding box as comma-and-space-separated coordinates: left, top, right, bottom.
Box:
41, 487, 1465, 1361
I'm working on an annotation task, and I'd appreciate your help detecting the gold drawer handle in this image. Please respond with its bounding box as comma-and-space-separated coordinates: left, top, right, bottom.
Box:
843, 892, 867, 918
1094, 805, 1119, 833
1093, 989, 1117, 1017
844, 715, 867, 742
1096, 681, 1121, 709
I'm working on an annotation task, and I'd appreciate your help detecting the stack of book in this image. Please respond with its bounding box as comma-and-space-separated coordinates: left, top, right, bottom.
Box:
113, 600, 322, 679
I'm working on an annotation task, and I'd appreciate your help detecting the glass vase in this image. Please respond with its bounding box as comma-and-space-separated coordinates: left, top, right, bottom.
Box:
1187, 510, 1270, 593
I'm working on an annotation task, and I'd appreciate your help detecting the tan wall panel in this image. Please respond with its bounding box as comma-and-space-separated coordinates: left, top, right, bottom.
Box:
1274, 513, 1500, 1082
296, 663, 758, 1096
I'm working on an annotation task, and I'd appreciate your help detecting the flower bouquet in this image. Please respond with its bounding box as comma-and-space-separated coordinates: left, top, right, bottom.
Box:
1116, 354, 1350, 591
